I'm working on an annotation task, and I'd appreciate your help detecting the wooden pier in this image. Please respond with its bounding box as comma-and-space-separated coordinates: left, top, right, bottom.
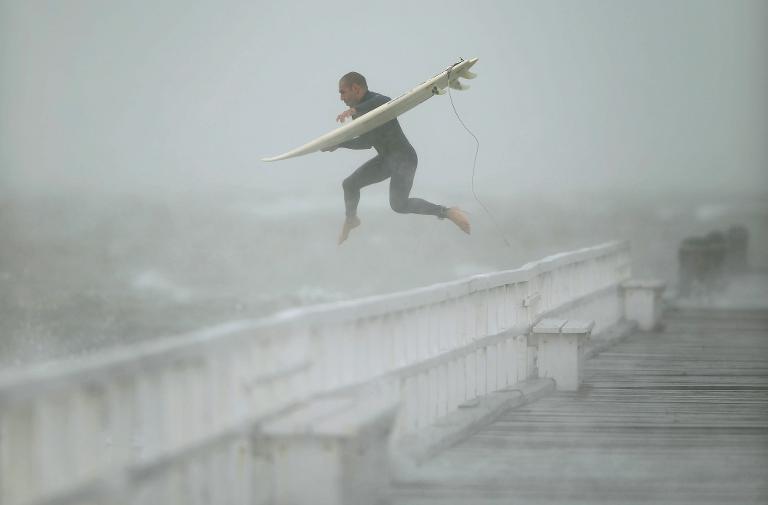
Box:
394, 305, 768, 504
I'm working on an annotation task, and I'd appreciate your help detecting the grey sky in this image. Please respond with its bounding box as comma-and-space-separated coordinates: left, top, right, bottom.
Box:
1, 0, 766, 199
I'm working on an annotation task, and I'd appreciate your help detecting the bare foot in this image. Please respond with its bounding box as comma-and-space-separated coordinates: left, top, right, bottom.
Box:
446, 207, 471, 234
338, 216, 361, 245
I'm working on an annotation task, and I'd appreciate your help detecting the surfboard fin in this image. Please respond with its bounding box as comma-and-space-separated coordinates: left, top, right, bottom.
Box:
460, 70, 477, 79
449, 80, 470, 91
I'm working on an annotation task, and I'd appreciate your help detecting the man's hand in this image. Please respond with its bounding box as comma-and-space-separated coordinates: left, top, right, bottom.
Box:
336, 108, 356, 123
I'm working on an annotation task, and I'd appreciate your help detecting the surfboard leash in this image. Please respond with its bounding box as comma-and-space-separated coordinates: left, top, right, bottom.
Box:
446, 64, 514, 249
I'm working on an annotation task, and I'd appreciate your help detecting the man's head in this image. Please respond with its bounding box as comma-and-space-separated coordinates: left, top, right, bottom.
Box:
339, 72, 367, 107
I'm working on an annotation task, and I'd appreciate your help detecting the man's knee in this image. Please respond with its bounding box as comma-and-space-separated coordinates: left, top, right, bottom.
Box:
342, 176, 356, 193
390, 195, 409, 214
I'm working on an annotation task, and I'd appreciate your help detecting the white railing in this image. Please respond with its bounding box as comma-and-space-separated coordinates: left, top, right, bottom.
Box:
0, 241, 631, 505
0, 319, 314, 505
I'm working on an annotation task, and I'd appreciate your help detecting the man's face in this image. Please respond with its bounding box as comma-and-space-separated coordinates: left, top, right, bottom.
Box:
339, 81, 364, 107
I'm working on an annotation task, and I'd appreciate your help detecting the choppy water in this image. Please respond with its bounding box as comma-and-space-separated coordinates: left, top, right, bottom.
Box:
1, 189, 766, 368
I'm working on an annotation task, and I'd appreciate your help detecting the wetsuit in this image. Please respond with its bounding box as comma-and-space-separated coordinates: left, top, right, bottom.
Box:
339, 90, 447, 219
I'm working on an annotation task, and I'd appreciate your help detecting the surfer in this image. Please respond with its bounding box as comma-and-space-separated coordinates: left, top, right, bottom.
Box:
323, 72, 471, 245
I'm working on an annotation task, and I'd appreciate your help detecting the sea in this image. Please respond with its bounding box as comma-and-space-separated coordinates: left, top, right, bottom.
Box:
2, 188, 766, 369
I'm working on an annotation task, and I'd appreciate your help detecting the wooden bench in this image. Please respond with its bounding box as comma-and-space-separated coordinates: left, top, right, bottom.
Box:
262, 393, 398, 505
531, 319, 595, 391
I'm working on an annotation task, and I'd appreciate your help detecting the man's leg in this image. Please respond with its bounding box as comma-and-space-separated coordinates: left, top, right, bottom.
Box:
388, 153, 471, 234
339, 155, 389, 244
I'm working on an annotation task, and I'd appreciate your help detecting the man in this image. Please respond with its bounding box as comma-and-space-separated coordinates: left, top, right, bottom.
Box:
324, 71, 471, 244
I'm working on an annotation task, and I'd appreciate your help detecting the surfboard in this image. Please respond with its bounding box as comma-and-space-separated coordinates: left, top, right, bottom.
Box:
262, 57, 479, 162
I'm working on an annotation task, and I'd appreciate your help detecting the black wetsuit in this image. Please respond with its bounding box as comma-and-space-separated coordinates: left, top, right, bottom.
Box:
339, 90, 447, 219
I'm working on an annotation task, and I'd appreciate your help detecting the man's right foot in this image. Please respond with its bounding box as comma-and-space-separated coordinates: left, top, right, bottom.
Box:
338, 216, 361, 245
446, 207, 471, 234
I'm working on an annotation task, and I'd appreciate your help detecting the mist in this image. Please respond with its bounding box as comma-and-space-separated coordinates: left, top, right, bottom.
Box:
1, 0, 766, 197
1, 1, 767, 366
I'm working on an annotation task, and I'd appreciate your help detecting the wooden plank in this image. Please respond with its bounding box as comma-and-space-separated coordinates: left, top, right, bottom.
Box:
393, 307, 768, 505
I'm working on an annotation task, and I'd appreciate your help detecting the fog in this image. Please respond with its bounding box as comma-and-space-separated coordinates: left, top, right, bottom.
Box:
1, 1, 767, 365
2, 0, 766, 197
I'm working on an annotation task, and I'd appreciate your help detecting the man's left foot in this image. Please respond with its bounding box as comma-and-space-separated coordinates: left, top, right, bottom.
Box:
338, 216, 361, 245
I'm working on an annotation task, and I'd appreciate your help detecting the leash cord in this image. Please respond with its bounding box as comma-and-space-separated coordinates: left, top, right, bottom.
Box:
446, 65, 513, 248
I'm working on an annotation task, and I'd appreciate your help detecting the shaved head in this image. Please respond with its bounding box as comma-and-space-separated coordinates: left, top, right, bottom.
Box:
340, 72, 367, 90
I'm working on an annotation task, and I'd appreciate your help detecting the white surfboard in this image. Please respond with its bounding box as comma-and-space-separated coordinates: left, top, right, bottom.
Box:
262, 57, 479, 162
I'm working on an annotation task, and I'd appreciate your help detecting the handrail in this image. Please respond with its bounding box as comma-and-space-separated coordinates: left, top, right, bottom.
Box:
0, 240, 628, 404
0, 240, 631, 505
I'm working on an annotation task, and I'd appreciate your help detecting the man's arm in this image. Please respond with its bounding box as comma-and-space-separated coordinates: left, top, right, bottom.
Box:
335, 92, 390, 122
321, 135, 372, 152
327, 92, 390, 152
352, 93, 390, 116
338, 135, 372, 150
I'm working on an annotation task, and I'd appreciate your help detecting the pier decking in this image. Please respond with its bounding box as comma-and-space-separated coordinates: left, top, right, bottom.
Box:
393, 305, 768, 504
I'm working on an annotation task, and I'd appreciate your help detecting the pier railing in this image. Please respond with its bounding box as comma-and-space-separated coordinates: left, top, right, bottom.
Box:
0, 240, 632, 505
